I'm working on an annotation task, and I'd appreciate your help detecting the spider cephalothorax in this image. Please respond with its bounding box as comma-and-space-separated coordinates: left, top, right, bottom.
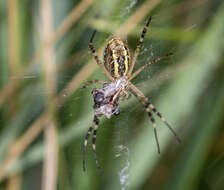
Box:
83, 16, 181, 172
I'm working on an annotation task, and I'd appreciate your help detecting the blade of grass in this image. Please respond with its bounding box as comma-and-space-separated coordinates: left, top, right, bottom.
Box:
40, 0, 58, 189
129, 3, 224, 189
0, 0, 94, 108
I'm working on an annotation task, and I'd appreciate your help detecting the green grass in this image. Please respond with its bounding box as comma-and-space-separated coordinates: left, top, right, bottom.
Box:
0, 0, 224, 190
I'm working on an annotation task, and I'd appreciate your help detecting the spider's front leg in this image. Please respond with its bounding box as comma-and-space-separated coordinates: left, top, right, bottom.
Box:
128, 83, 181, 153
83, 125, 93, 171
129, 83, 161, 153
83, 115, 102, 173
91, 116, 102, 173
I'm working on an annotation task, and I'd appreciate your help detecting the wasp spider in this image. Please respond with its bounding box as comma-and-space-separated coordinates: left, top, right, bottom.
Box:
83, 16, 181, 172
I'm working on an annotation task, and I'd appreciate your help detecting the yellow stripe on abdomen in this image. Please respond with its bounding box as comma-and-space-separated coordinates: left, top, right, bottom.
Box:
112, 49, 119, 77
123, 48, 128, 75
104, 37, 130, 78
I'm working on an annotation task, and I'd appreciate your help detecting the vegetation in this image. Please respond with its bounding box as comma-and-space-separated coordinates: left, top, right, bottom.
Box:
0, 0, 224, 189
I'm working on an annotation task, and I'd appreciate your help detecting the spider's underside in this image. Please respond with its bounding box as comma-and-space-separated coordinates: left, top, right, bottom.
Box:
82, 16, 181, 172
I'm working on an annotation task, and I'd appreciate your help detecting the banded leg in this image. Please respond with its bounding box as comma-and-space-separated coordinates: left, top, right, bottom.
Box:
129, 83, 160, 153
91, 116, 102, 173
129, 52, 173, 81
147, 102, 181, 143
146, 106, 161, 153
83, 126, 93, 171
82, 80, 107, 88
128, 16, 152, 76
129, 83, 181, 152
89, 30, 114, 81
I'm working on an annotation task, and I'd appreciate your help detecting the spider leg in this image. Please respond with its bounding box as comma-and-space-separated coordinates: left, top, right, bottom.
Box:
82, 80, 107, 88
146, 102, 181, 143
83, 125, 93, 171
120, 90, 132, 101
91, 115, 102, 173
146, 108, 161, 153
128, 83, 181, 152
128, 83, 160, 153
89, 30, 114, 81
129, 52, 173, 81
128, 16, 152, 77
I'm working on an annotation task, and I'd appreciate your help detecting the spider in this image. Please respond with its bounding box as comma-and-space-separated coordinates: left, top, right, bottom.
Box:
82, 16, 181, 172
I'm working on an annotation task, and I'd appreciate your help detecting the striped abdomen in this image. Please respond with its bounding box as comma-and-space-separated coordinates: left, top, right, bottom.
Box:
104, 37, 130, 78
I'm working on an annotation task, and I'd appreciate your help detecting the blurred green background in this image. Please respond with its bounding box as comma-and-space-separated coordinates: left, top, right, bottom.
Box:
0, 0, 224, 190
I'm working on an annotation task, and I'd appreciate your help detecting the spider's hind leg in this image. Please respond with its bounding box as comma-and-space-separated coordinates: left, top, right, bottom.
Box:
89, 30, 114, 81
128, 16, 152, 76
129, 52, 173, 81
